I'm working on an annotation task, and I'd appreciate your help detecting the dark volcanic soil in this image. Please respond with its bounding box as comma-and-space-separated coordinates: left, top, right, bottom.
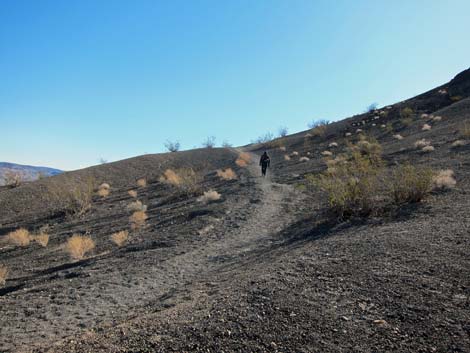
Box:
1, 69, 470, 352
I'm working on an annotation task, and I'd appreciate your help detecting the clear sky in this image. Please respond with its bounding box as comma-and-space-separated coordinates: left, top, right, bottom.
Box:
1, 0, 469, 170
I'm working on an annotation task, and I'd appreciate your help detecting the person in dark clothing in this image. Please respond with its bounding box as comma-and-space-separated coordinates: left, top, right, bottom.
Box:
259, 151, 271, 177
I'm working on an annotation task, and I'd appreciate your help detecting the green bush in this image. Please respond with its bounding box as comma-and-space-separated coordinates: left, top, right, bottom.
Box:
389, 164, 434, 204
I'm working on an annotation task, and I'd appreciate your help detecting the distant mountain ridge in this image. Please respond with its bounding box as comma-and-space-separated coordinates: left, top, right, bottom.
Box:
0, 162, 63, 185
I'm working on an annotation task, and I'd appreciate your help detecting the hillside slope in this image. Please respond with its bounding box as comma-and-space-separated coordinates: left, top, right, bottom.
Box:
1, 69, 469, 353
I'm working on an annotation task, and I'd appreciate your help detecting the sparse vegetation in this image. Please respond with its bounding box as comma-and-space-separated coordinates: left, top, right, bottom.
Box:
137, 178, 147, 187
164, 140, 181, 152
111, 230, 129, 247
365, 103, 378, 113
414, 139, 431, 149
432, 116, 442, 122
401, 118, 413, 127
159, 168, 201, 192
3, 170, 23, 188
421, 145, 435, 153
433, 169, 456, 190
197, 190, 221, 203
279, 146, 286, 151
422, 123, 432, 131
389, 164, 434, 204
7, 228, 30, 247
217, 168, 237, 180
127, 200, 147, 212
202, 136, 216, 148
0, 265, 8, 286
284, 154, 291, 161
97, 183, 110, 197
65, 235, 95, 260
393, 134, 404, 140
400, 107, 414, 120
328, 142, 338, 148
278, 126, 288, 137
291, 151, 299, 156
460, 121, 470, 138
308, 119, 330, 129
32, 233, 49, 247
130, 210, 147, 230
450, 95, 462, 102
299, 156, 310, 162
52, 177, 95, 217
321, 151, 333, 157
128, 190, 138, 198
222, 140, 233, 148
236, 152, 251, 167
253, 132, 274, 144
309, 120, 329, 137
451, 140, 466, 148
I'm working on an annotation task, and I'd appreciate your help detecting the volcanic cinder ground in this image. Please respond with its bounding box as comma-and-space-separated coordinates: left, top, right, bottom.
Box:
1, 69, 470, 353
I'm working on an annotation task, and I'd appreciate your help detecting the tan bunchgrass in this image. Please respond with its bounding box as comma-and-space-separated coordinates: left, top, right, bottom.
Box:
65, 235, 95, 260
235, 152, 251, 167
217, 168, 237, 180
7, 228, 30, 247
321, 151, 333, 157
97, 187, 110, 197
279, 146, 286, 151
415, 139, 431, 149
461, 121, 470, 138
159, 169, 182, 185
128, 190, 138, 198
422, 124, 432, 131
197, 190, 221, 203
32, 233, 49, 247
0, 265, 8, 286
345, 132, 352, 136
127, 200, 147, 212
432, 116, 442, 122
393, 134, 404, 140
130, 210, 147, 230
433, 169, 456, 190
137, 178, 147, 187
328, 142, 338, 148
299, 156, 310, 162
284, 154, 291, 161
291, 151, 299, 156
110, 230, 129, 247
99, 183, 110, 190
421, 113, 429, 119
422, 145, 435, 152
452, 140, 466, 147
235, 158, 248, 167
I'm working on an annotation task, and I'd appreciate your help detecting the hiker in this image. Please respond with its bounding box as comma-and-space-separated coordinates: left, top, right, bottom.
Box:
259, 151, 271, 177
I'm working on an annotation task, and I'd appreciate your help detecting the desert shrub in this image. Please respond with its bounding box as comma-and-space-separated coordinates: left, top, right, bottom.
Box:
414, 139, 431, 149
421, 145, 435, 152
66, 235, 95, 260
236, 152, 251, 167
307, 152, 383, 219
384, 123, 394, 133
450, 95, 462, 102
217, 168, 237, 180
278, 126, 288, 137
222, 140, 233, 148
160, 168, 201, 192
299, 156, 310, 162
128, 190, 138, 198
130, 210, 147, 230
433, 170, 456, 190
97, 183, 110, 197
321, 151, 333, 157
0, 265, 8, 286
137, 178, 147, 187
356, 128, 363, 133
198, 225, 215, 236
3, 170, 22, 188
460, 121, 470, 138
197, 190, 221, 203
432, 116, 442, 122
110, 230, 129, 247
349, 137, 382, 165
291, 151, 299, 156
164, 140, 180, 152
311, 124, 328, 137
56, 178, 95, 217
389, 164, 434, 204
452, 140, 466, 148
253, 132, 274, 144
284, 155, 291, 161
401, 118, 413, 127
32, 233, 49, 247
345, 132, 352, 137
329, 142, 338, 148
421, 113, 430, 119
202, 136, 216, 148
393, 134, 404, 140
422, 123, 432, 131
400, 107, 414, 120
365, 103, 378, 113
279, 146, 286, 151
308, 119, 330, 129
127, 200, 147, 212
7, 228, 30, 247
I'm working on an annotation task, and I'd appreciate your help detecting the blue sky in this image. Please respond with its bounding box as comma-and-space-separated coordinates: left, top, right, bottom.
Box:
1, 0, 469, 170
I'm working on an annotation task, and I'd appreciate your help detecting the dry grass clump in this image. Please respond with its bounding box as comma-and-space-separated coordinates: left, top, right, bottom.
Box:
321, 151, 333, 157
0, 265, 8, 286
422, 123, 432, 131
160, 169, 181, 185
130, 210, 148, 230
279, 146, 287, 151
137, 178, 147, 187
217, 168, 237, 180
345, 132, 352, 137
7, 228, 30, 247
65, 235, 95, 260
110, 230, 129, 247
421, 145, 435, 153
433, 170, 456, 190
291, 151, 299, 156
421, 113, 429, 119
284, 154, 291, 161
128, 190, 138, 198
400, 107, 414, 120
328, 142, 338, 148
3, 170, 23, 188
393, 134, 404, 140
127, 200, 147, 212
299, 156, 310, 162
235, 152, 252, 167
451, 140, 466, 148
389, 164, 434, 204
432, 116, 442, 122
97, 183, 110, 197
160, 168, 201, 192
401, 118, 413, 127
460, 121, 470, 138
197, 190, 221, 203
414, 139, 431, 149
31, 233, 49, 247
